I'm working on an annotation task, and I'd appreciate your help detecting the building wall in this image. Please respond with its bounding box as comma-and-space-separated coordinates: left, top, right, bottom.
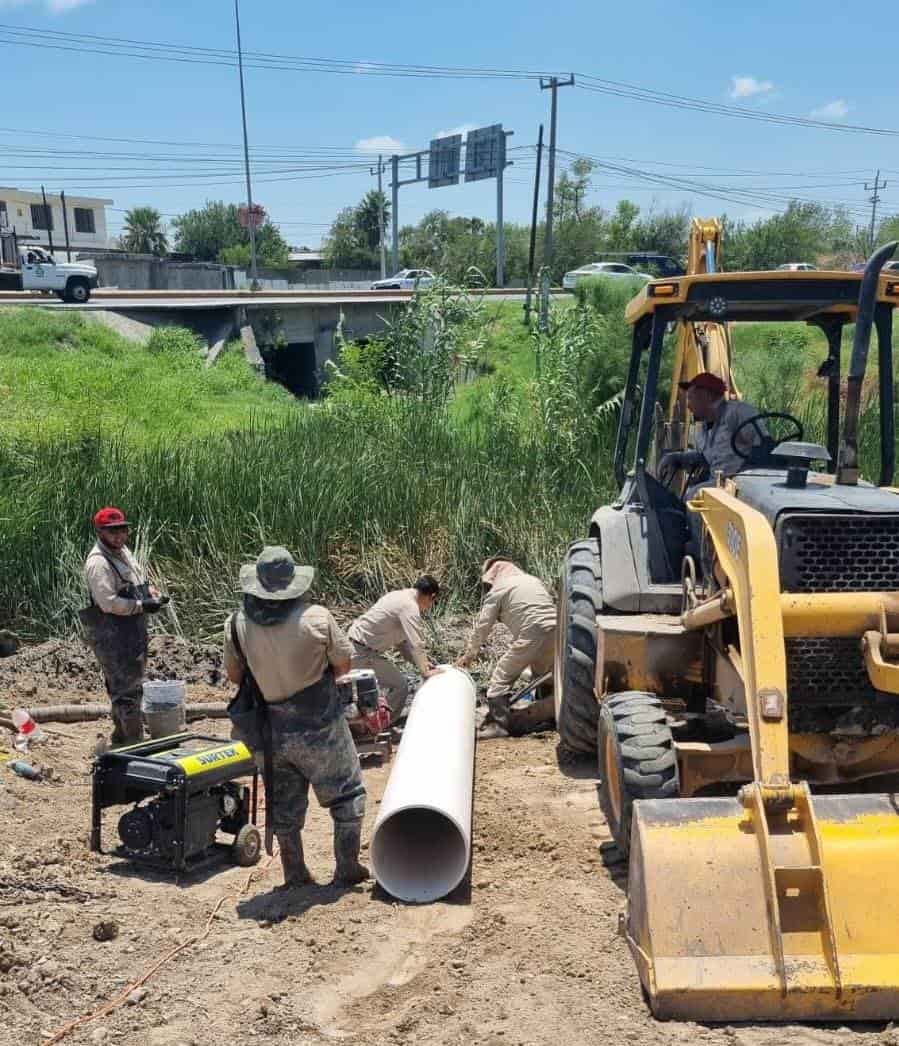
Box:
0, 188, 111, 255
82, 253, 230, 291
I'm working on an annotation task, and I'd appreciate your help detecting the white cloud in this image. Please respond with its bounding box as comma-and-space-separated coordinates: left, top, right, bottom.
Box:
729, 75, 775, 100
355, 135, 408, 154
0, 0, 94, 10
810, 99, 850, 121
434, 123, 477, 140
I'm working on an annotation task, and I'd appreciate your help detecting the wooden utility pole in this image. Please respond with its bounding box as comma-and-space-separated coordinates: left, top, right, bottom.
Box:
524, 124, 544, 325
866, 170, 887, 251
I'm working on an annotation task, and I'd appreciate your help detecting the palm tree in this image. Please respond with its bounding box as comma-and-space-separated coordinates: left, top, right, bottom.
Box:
121, 207, 168, 256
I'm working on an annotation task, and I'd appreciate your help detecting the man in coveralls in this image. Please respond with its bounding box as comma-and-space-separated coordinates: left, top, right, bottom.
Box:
82, 507, 166, 747
223, 547, 369, 888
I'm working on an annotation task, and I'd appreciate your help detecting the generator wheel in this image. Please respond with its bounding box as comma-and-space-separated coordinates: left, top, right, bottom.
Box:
598, 692, 679, 857
554, 538, 602, 754
232, 823, 262, 866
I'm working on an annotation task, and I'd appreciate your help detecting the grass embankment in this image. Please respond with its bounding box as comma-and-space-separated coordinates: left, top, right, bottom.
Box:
0, 309, 296, 440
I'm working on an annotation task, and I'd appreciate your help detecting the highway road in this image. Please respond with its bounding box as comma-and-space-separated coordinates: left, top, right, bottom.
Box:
0, 288, 561, 310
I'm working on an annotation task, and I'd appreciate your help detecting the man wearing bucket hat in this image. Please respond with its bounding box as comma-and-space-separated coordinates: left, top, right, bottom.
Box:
82, 507, 168, 747
456, 557, 557, 740
223, 547, 369, 888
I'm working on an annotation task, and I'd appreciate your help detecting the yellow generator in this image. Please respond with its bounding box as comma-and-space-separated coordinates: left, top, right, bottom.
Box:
555, 229, 899, 1020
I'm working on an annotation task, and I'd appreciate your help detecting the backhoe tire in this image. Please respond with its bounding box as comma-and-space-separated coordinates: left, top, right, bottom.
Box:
598, 691, 679, 858
554, 538, 602, 755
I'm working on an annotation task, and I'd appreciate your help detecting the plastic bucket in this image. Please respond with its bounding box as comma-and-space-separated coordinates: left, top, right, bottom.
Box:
141, 679, 186, 738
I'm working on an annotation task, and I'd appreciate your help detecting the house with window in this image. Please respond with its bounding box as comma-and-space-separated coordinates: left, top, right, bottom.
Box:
0, 188, 112, 258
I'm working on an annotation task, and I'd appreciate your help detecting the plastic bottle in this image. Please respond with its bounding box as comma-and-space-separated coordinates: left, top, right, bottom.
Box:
7, 760, 42, 781
11, 709, 45, 751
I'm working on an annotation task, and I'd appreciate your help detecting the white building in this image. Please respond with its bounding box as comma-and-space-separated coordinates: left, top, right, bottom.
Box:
0, 187, 113, 257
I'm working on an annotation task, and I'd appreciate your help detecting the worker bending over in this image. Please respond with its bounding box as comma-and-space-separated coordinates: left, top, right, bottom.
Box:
82, 506, 167, 747
224, 547, 368, 888
457, 558, 557, 740
348, 576, 442, 721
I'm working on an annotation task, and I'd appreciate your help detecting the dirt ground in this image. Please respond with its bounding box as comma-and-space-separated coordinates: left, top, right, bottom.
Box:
0, 638, 896, 1046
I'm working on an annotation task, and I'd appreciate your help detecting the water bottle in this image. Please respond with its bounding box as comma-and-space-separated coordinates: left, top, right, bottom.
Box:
11, 709, 45, 750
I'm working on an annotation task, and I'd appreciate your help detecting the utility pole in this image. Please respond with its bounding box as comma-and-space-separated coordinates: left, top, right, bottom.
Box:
865, 170, 887, 252
524, 123, 544, 325
390, 154, 400, 274
60, 190, 71, 261
538, 75, 575, 331
370, 156, 387, 279
234, 0, 259, 290
40, 185, 55, 255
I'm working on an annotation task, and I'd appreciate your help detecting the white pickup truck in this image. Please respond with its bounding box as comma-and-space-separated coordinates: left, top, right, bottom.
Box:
0, 246, 99, 302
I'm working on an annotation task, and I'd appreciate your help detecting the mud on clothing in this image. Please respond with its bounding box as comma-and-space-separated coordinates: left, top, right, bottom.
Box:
82, 542, 148, 744
224, 601, 364, 837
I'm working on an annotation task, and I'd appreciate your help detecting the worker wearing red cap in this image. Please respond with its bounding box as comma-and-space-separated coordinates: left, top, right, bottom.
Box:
659, 372, 764, 491
81, 507, 167, 746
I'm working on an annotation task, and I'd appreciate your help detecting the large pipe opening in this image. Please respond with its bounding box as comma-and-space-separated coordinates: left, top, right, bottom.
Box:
371, 805, 468, 904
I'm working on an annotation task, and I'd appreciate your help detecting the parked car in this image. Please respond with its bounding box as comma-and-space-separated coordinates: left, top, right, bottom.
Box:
597, 252, 684, 277
371, 269, 435, 290
883, 260, 899, 273
776, 262, 818, 271
562, 261, 651, 291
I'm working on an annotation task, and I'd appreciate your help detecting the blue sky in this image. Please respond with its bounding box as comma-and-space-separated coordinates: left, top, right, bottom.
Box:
1, 0, 898, 249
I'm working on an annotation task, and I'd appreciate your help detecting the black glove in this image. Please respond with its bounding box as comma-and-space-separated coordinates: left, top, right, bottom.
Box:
142, 595, 170, 615
659, 450, 705, 487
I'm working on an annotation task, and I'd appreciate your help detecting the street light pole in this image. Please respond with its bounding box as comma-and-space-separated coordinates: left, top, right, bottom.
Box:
234, 0, 259, 290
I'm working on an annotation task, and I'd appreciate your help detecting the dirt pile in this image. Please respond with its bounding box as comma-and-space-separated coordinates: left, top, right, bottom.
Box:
0, 635, 226, 707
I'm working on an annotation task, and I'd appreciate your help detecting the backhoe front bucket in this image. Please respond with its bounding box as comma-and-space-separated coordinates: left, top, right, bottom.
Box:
625, 793, 899, 1021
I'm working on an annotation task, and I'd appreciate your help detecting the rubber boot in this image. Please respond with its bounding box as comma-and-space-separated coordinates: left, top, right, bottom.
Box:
110, 701, 143, 748
478, 695, 510, 740
276, 832, 313, 888
333, 820, 370, 885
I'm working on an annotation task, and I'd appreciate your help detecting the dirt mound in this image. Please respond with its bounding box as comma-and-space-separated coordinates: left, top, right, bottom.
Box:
0, 634, 226, 704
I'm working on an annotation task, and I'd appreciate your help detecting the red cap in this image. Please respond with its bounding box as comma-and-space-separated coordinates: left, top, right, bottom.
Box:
679, 371, 727, 396
93, 506, 130, 529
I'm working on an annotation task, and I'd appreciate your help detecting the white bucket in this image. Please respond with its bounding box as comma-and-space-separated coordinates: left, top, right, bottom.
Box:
141, 680, 186, 738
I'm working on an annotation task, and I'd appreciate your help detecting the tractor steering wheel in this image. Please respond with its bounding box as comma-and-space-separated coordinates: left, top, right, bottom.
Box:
730, 411, 804, 464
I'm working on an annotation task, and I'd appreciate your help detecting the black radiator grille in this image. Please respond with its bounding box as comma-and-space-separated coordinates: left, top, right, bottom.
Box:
785, 636, 874, 707
778, 513, 899, 593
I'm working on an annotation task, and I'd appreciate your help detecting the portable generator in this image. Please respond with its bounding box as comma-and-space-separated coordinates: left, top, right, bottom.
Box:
90, 733, 261, 873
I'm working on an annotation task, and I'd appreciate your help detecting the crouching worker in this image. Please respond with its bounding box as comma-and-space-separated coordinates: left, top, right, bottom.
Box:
223, 547, 369, 888
81, 506, 168, 747
456, 558, 557, 740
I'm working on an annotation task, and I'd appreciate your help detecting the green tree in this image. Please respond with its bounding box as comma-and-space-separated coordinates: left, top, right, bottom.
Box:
172, 201, 289, 266
322, 191, 390, 269
121, 206, 168, 256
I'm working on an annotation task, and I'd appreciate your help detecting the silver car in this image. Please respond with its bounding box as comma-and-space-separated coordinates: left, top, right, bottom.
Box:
371, 268, 435, 290
562, 261, 651, 291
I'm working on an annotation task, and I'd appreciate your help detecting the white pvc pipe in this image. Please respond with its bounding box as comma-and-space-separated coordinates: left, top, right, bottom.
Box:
371, 666, 476, 903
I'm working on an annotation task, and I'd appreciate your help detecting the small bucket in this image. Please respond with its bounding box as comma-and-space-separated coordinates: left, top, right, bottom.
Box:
141, 679, 186, 739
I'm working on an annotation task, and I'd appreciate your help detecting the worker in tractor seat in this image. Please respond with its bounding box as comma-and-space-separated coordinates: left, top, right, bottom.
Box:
81, 507, 168, 748
456, 558, 557, 740
658, 372, 764, 553
348, 576, 443, 723
223, 548, 369, 888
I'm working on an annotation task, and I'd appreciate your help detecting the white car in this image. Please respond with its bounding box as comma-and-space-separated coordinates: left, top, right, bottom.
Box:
562, 261, 651, 291
371, 268, 435, 290
776, 262, 818, 271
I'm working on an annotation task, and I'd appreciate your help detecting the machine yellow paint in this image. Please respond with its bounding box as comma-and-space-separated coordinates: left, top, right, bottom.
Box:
148, 740, 253, 777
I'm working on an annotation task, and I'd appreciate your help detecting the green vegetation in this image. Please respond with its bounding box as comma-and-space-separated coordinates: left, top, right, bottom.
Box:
0, 310, 295, 441
172, 201, 290, 267
0, 285, 894, 641
120, 206, 168, 256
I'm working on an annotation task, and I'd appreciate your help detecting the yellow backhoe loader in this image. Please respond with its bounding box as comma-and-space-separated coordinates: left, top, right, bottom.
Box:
554, 220, 899, 1020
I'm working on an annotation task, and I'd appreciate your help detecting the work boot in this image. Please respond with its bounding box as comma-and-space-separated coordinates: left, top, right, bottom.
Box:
276, 832, 313, 888
333, 820, 370, 885
110, 703, 143, 748
477, 721, 510, 741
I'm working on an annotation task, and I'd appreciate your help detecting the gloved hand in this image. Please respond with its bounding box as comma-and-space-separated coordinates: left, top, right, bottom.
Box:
142, 595, 170, 615
659, 450, 705, 487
